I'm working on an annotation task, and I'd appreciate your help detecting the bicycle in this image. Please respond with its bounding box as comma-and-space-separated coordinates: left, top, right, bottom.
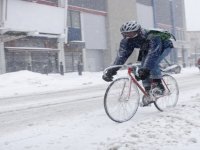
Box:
103, 64, 179, 123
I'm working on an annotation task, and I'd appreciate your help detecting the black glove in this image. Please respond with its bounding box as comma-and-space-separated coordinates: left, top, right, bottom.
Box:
138, 68, 150, 80
102, 69, 117, 82
135, 74, 141, 81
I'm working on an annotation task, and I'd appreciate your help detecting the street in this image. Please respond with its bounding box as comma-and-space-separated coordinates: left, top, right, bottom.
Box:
0, 70, 200, 150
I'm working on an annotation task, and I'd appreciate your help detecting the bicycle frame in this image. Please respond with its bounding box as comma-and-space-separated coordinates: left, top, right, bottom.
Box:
128, 68, 172, 100
104, 64, 171, 98
127, 67, 149, 97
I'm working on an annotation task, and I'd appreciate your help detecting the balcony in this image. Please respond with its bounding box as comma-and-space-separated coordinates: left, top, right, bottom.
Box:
5, 0, 65, 34
22, 0, 59, 7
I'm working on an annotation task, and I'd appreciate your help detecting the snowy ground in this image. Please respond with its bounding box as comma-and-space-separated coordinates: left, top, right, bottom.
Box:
0, 70, 106, 98
0, 67, 200, 150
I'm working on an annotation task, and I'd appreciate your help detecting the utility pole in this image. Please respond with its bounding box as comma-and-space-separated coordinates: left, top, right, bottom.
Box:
195, 44, 198, 66
152, 0, 157, 28
169, 0, 178, 64
0, 0, 6, 74
0, 42, 6, 74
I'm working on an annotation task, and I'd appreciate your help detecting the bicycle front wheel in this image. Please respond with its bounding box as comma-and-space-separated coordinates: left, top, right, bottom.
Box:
104, 77, 140, 123
154, 74, 179, 111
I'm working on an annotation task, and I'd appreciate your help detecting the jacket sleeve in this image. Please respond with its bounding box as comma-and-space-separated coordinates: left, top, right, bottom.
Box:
113, 38, 134, 66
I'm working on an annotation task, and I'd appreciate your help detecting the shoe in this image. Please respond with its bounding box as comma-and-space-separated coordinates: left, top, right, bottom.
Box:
152, 78, 164, 87
144, 86, 151, 95
151, 79, 165, 96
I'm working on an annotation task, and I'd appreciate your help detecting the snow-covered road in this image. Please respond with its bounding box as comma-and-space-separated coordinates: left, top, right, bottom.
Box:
0, 68, 200, 150
0, 85, 107, 135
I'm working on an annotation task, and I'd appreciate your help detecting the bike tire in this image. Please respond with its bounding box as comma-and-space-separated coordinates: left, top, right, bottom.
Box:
154, 74, 179, 111
104, 77, 140, 123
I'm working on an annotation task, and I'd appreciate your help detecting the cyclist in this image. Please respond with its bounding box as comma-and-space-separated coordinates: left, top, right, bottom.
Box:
102, 21, 174, 94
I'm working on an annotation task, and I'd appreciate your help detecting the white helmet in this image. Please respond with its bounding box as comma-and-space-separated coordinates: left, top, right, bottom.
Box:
120, 21, 141, 33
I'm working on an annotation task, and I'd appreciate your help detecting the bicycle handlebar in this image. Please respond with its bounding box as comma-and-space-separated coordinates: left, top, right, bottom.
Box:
103, 63, 140, 75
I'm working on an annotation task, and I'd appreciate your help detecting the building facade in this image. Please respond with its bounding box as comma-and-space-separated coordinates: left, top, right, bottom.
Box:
0, 0, 189, 74
67, 0, 107, 72
0, 0, 67, 74
105, 0, 138, 66
105, 0, 189, 67
136, 0, 189, 66
0, 0, 108, 73
186, 31, 200, 66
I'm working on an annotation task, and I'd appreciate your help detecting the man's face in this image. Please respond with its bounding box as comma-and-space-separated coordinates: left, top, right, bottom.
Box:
122, 31, 138, 39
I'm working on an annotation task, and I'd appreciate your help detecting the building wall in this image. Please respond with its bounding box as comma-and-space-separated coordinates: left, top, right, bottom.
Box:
136, 3, 154, 28
137, 0, 186, 40
67, 0, 107, 72
0, 0, 67, 74
136, 0, 152, 6
186, 31, 200, 65
0, 42, 6, 73
0, 1, 2, 25
5, 0, 66, 34
1, 0, 189, 74
155, 0, 171, 26
84, 49, 104, 71
106, 0, 138, 66
81, 12, 106, 71
68, 0, 106, 11
0, 0, 7, 73
137, 0, 188, 65
81, 12, 107, 49
0, 0, 6, 27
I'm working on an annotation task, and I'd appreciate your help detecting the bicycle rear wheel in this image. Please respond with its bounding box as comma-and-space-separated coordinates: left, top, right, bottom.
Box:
154, 74, 179, 111
104, 77, 140, 123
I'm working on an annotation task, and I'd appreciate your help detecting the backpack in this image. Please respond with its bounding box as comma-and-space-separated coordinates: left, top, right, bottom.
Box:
147, 28, 176, 41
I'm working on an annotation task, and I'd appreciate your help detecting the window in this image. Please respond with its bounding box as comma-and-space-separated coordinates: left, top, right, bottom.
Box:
68, 0, 106, 11
67, 10, 81, 28
67, 10, 82, 41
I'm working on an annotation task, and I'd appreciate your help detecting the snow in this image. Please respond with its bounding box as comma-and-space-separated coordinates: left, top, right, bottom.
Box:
0, 70, 105, 98
0, 67, 200, 150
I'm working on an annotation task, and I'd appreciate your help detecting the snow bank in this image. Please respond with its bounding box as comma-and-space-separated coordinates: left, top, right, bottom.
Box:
0, 70, 105, 98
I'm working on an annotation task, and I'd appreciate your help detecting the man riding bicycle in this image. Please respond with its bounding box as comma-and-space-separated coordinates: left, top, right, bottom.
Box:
102, 21, 174, 94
